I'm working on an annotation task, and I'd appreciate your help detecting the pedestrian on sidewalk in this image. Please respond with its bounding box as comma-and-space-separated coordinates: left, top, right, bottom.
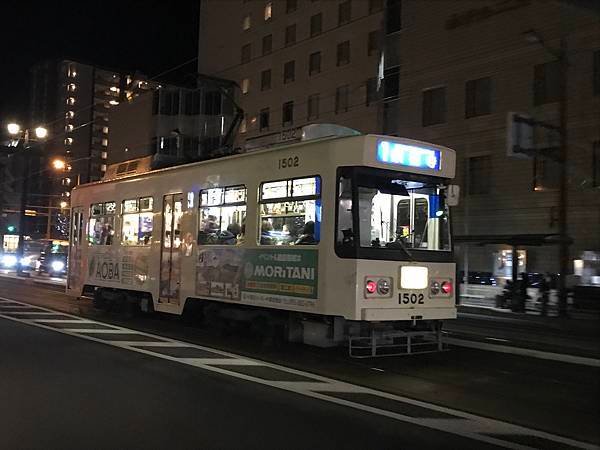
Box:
519, 272, 530, 313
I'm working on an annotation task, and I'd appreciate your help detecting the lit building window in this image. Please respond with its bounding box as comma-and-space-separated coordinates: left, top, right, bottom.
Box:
126, 75, 132, 85
67, 83, 76, 92
242, 78, 250, 94
65, 137, 73, 145
102, 138, 108, 147
243, 14, 251, 30
67, 97, 76, 106
240, 117, 247, 133
65, 124, 74, 132
101, 151, 108, 159
109, 100, 119, 106
101, 164, 107, 172
109, 86, 120, 93
264, 2, 272, 20
66, 111, 75, 119
102, 126, 109, 134
68, 64, 77, 78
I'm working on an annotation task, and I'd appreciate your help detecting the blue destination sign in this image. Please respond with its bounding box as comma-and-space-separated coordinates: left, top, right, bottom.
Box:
376, 140, 442, 171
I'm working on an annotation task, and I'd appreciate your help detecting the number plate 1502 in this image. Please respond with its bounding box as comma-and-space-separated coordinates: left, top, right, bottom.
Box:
399, 292, 424, 305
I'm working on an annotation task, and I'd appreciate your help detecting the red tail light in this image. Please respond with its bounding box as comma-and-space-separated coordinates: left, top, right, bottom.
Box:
441, 281, 453, 294
365, 280, 377, 294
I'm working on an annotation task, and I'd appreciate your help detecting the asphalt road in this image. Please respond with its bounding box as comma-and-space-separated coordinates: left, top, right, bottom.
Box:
0, 277, 599, 449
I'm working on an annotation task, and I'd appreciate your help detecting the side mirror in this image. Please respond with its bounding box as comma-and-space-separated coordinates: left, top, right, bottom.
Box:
446, 184, 460, 207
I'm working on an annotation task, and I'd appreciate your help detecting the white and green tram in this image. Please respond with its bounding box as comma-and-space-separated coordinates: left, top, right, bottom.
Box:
67, 128, 458, 356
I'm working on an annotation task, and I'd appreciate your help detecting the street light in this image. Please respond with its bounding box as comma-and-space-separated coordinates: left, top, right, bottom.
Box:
7, 123, 21, 135
60, 201, 68, 209
34, 126, 48, 139
4, 122, 49, 275
52, 158, 67, 170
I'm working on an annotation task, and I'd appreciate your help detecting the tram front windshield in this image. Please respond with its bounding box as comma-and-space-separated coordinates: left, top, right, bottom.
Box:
337, 171, 451, 256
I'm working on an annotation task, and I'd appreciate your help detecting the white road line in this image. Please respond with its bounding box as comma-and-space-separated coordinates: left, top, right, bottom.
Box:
0, 296, 596, 450
446, 337, 600, 368
3, 311, 67, 315
181, 358, 264, 366
485, 337, 510, 343
70, 329, 140, 334
63, 329, 122, 333
34, 319, 96, 324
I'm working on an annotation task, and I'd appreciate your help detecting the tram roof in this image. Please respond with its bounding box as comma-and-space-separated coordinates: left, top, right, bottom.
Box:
75, 133, 456, 192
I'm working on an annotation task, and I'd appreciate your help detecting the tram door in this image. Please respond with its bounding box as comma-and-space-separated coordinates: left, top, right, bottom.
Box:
159, 193, 184, 305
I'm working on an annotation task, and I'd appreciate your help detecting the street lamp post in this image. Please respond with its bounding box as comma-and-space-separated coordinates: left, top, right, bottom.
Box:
6, 123, 48, 276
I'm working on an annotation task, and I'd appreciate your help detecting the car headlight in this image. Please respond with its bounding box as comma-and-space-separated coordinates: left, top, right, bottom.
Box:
51, 260, 65, 272
2, 255, 17, 268
20, 257, 32, 266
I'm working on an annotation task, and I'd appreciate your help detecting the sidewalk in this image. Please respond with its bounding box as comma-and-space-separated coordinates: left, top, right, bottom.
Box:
458, 295, 600, 338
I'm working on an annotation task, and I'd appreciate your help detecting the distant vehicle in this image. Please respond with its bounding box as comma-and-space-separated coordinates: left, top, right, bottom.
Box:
38, 240, 69, 277
1, 252, 18, 269
459, 271, 497, 286
68, 130, 459, 355
18, 240, 49, 272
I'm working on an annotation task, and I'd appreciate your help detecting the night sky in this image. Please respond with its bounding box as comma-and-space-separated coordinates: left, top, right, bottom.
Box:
0, 0, 200, 123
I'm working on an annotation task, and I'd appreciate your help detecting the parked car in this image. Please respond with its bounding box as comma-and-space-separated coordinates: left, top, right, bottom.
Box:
38, 240, 69, 277
459, 271, 497, 286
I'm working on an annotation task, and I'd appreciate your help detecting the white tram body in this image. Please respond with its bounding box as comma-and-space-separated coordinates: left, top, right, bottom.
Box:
67, 133, 457, 352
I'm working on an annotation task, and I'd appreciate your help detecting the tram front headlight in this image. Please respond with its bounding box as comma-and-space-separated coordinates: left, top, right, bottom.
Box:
430, 281, 440, 295
400, 266, 428, 289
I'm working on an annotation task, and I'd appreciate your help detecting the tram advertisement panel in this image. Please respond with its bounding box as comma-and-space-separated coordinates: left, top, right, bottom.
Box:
196, 248, 318, 305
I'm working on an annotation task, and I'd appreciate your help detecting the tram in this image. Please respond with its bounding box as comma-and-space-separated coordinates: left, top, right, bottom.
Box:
67, 128, 458, 356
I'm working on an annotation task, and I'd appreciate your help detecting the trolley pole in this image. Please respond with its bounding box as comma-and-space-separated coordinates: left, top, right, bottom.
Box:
557, 36, 569, 318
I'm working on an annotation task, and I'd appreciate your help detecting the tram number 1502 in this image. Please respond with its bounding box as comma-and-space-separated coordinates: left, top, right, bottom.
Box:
278, 156, 299, 169
399, 292, 425, 305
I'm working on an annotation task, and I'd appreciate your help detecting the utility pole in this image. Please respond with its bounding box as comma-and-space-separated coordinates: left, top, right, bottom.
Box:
557, 36, 569, 317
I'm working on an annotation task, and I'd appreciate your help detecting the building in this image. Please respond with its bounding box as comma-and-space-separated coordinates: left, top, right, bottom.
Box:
0, 59, 148, 238
106, 78, 237, 174
198, 0, 385, 149
198, 0, 600, 276
384, 0, 600, 275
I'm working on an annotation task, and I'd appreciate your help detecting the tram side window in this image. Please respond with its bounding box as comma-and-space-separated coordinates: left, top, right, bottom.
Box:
121, 196, 154, 246
198, 185, 246, 245
259, 176, 321, 245
89, 201, 116, 245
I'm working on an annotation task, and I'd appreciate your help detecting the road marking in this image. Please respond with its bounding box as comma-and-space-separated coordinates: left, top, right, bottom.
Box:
446, 337, 600, 368
486, 337, 510, 343
0, 295, 596, 450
